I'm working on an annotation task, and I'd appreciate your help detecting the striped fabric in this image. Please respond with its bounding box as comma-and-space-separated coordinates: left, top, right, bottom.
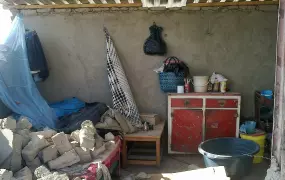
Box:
104, 27, 142, 127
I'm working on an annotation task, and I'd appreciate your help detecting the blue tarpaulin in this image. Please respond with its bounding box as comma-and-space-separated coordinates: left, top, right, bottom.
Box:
50, 97, 85, 118
0, 14, 56, 129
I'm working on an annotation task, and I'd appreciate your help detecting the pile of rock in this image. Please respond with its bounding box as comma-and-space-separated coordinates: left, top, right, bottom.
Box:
0, 117, 115, 180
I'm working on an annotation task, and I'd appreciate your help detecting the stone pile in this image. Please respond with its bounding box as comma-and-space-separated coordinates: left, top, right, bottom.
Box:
0, 117, 114, 180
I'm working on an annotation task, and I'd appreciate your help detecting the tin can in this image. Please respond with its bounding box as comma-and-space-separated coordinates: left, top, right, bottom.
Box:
213, 82, 219, 92
184, 82, 190, 93
220, 81, 227, 93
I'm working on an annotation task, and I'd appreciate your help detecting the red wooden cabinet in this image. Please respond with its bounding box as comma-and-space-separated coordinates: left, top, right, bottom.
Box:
168, 93, 241, 154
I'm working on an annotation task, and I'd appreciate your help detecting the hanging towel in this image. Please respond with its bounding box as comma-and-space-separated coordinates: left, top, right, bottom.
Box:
104, 27, 142, 128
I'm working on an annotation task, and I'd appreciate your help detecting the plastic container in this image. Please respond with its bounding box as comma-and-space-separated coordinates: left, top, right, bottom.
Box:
244, 121, 256, 134
192, 76, 209, 92
198, 137, 259, 178
261, 90, 273, 99
240, 130, 266, 164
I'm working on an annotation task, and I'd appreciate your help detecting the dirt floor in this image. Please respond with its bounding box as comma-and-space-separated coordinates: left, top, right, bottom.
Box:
119, 155, 270, 180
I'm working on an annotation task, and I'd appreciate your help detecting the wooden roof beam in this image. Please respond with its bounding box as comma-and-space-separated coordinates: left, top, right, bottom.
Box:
12, 0, 278, 9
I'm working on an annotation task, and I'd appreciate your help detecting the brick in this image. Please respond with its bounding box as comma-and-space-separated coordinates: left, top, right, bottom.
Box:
128, 8, 138, 11
105, 141, 116, 150
227, 6, 238, 9
0, 169, 13, 180
54, 9, 71, 13
38, 172, 69, 180
16, 117, 32, 130
22, 135, 49, 162
52, 132, 72, 155
20, 10, 37, 16
14, 167, 32, 180
92, 8, 110, 11
91, 144, 105, 158
94, 134, 104, 149
0, 129, 13, 165
25, 157, 41, 172
258, 5, 278, 11
1, 154, 12, 170
34, 165, 51, 179
74, 8, 91, 13
15, 129, 30, 148
38, 145, 58, 163
48, 149, 80, 170
149, 7, 166, 11
201, 7, 220, 11
10, 133, 23, 172
105, 132, 114, 141
0, 116, 16, 131
36, 8, 52, 13
138, 7, 148, 11
70, 141, 79, 148
239, 5, 256, 10
181, 7, 200, 11
110, 7, 120, 11
79, 129, 95, 150
220, 7, 229, 12
169, 7, 181, 11
120, 7, 128, 11
74, 147, 92, 163
30, 129, 56, 139
70, 130, 80, 142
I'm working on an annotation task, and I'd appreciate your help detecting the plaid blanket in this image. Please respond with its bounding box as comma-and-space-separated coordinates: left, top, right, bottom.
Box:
104, 27, 142, 127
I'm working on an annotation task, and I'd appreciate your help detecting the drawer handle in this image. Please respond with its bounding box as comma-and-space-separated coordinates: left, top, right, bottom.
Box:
218, 100, 226, 107
184, 100, 190, 107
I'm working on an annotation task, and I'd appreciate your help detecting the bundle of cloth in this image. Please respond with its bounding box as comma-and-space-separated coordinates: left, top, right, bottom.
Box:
96, 108, 137, 134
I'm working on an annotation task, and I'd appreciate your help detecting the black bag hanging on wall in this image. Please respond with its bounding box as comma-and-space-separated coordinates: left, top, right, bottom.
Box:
143, 22, 167, 55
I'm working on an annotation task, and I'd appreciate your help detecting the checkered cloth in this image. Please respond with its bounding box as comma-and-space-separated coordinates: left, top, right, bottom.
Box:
104, 27, 142, 127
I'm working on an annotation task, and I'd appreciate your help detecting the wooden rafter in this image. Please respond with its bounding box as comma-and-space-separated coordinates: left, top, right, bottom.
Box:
10, 0, 278, 9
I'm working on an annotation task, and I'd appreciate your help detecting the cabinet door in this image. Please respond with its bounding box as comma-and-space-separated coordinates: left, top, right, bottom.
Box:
205, 110, 237, 140
171, 109, 203, 153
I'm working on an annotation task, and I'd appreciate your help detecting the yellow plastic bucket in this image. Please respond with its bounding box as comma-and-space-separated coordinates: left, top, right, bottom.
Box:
240, 130, 266, 164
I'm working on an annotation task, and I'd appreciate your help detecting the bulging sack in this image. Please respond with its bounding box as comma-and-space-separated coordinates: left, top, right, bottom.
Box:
143, 23, 167, 55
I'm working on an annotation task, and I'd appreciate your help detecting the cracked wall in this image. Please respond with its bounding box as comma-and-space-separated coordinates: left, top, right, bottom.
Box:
20, 6, 278, 120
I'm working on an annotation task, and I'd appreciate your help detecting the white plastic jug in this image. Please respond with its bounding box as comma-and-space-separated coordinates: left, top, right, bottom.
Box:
193, 76, 209, 92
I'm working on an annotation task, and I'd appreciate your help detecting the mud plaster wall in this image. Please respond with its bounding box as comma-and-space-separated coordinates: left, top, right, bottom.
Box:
21, 6, 277, 120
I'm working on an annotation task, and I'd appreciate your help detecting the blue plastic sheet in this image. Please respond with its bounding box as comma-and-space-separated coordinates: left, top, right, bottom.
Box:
240, 121, 256, 134
0, 14, 57, 129
50, 97, 85, 118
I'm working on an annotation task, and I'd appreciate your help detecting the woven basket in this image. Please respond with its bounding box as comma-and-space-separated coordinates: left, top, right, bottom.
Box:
159, 72, 184, 92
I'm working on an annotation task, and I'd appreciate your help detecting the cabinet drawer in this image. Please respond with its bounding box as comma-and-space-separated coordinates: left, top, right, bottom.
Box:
206, 99, 238, 108
171, 98, 203, 108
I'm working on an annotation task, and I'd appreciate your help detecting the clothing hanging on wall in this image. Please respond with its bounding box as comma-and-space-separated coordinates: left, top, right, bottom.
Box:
25, 30, 49, 81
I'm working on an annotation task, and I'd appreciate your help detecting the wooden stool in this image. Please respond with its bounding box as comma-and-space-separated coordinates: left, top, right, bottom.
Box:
122, 121, 165, 167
